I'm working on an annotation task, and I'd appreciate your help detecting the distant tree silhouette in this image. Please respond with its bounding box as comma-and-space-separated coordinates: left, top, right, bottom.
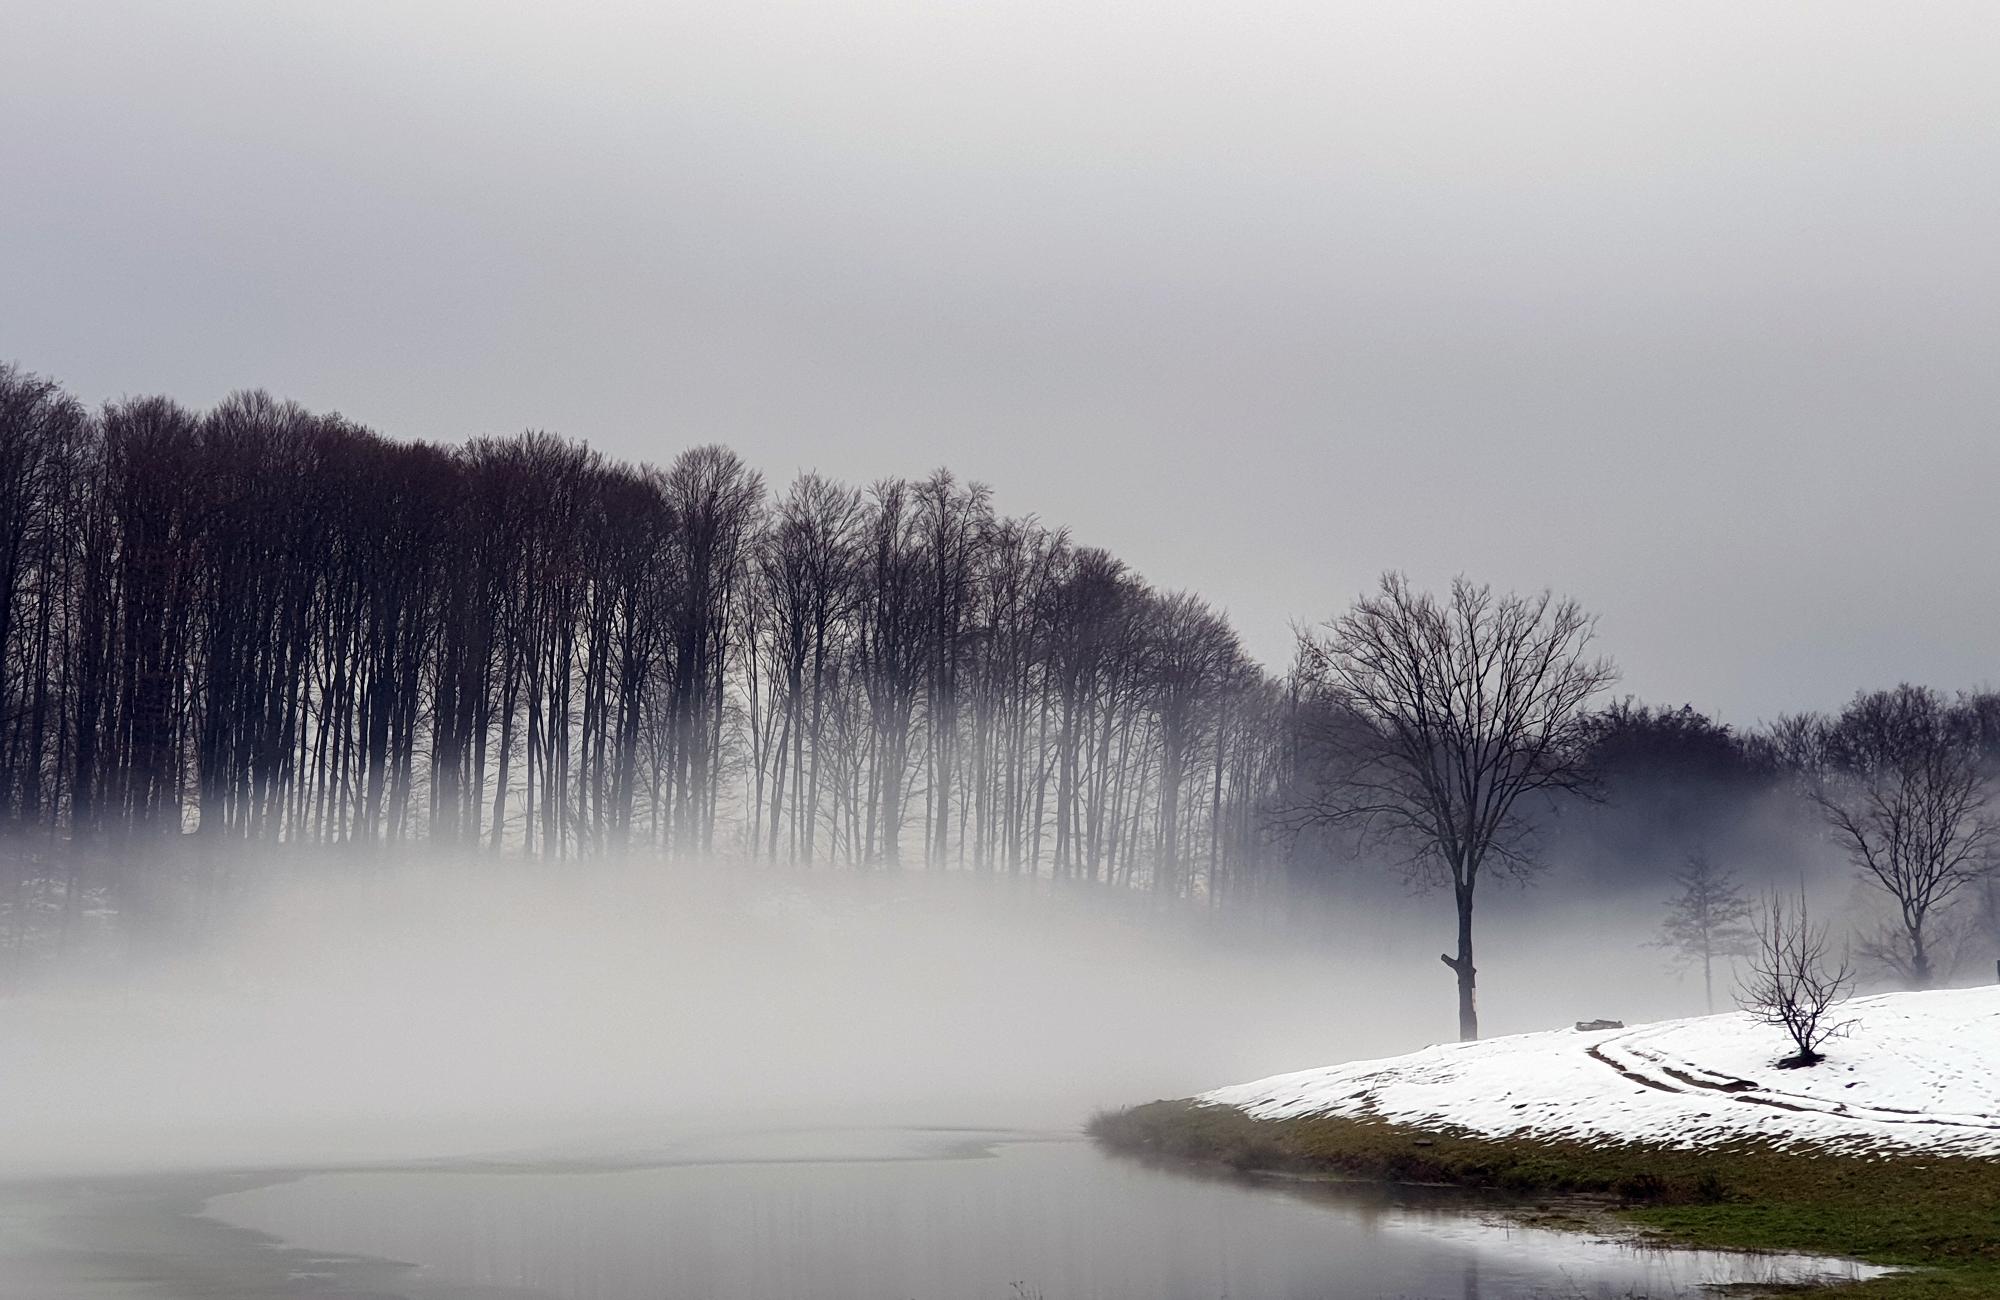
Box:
1803, 686, 1998, 989
1565, 700, 1777, 889
1654, 850, 1755, 1012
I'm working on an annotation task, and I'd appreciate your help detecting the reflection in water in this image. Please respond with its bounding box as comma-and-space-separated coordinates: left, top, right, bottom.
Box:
206, 1132, 1878, 1300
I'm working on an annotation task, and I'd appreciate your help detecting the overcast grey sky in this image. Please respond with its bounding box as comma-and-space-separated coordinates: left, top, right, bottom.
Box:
3, 2, 1996, 724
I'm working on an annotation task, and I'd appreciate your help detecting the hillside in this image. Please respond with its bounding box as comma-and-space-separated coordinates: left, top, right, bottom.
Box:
1201, 986, 2000, 1157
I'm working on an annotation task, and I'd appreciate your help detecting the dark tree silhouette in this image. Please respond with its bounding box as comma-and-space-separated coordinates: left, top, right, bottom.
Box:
1291, 574, 1615, 1040
1564, 700, 1777, 890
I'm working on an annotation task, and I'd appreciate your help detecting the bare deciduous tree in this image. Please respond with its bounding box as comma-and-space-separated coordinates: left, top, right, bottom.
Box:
1653, 850, 1755, 1012
1807, 686, 1997, 989
1737, 888, 1854, 1068
1292, 573, 1616, 1040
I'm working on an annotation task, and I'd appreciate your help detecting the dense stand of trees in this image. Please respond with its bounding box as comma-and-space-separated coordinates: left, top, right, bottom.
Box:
0, 366, 1288, 930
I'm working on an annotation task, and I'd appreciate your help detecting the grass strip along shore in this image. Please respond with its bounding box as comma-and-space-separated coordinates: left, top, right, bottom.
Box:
1089, 1100, 2000, 1298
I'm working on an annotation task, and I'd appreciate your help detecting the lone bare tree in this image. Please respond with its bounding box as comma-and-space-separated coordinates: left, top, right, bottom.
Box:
1293, 573, 1615, 1040
1654, 850, 1755, 1012
1810, 686, 1997, 989
1737, 888, 1853, 1068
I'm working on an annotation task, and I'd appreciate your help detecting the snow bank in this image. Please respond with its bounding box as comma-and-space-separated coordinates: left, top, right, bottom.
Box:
1201, 986, 2000, 1156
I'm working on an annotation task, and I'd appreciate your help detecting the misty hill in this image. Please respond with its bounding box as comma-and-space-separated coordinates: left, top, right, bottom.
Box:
1201, 986, 2000, 1156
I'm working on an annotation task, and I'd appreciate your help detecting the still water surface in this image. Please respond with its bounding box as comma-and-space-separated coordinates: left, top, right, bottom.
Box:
206, 1129, 1875, 1300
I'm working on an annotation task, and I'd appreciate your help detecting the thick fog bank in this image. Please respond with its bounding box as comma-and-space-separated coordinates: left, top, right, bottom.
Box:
0, 856, 1907, 1179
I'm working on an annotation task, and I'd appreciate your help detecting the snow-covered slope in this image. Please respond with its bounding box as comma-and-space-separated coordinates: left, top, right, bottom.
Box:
1201, 986, 2000, 1156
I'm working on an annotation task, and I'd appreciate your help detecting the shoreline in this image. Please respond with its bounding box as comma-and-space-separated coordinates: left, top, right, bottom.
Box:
0, 1115, 1948, 1299
1087, 1098, 1999, 1299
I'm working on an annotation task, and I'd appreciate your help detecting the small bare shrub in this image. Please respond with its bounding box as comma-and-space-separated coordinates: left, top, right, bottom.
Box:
1736, 888, 1854, 1068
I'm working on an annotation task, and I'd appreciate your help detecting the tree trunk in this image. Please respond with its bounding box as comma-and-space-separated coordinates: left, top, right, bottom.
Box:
1908, 918, 1933, 990
1440, 883, 1478, 1040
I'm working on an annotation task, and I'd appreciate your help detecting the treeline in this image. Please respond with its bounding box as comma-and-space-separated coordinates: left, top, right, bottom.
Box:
0, 365, 1286, 917
1272, 572, 2000, 1020
1552, 694, 2000, 883
1552, 690, 2000, 988
6, 363, 1996, 993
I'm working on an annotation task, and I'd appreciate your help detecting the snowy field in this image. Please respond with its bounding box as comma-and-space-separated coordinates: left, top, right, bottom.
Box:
1202, 986, 2000, 1156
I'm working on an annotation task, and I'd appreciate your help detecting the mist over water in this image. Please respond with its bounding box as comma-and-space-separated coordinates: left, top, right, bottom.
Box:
0, 851, 1774, 1180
